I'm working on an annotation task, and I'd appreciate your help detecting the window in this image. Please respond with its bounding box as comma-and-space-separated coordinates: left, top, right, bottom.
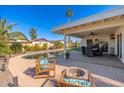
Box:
86, 39, 93, 47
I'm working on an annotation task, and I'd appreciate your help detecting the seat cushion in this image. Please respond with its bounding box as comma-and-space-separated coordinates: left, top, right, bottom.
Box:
41, 65, 48, 69
40, 58, 48, 65
40, 58, 49, 69
64, 78, 91, 87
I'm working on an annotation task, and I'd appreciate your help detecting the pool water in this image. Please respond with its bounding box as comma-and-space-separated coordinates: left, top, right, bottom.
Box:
22, 52, 63, 59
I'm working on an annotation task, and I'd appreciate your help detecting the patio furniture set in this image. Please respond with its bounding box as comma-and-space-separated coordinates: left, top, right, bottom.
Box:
34, 58, 96, 87
81, 46, 103, 57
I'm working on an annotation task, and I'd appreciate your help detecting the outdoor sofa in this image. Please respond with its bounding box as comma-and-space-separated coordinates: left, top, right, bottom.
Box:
57, 68, 96, 87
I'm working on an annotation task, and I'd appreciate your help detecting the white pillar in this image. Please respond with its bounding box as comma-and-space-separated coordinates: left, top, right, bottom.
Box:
64, 34, 67, 59
80, 39, 83, 47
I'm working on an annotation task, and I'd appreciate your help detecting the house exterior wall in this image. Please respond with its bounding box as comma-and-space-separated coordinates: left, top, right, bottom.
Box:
60, 41, 64, 44
115, 25, 124, 64
8, 40, 32, 46
32, 41, 53, 48
81, 34, 109, 46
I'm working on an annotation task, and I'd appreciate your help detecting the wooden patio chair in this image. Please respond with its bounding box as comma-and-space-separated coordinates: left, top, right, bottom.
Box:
34, 58, 56, 79
57, 69, 96, 87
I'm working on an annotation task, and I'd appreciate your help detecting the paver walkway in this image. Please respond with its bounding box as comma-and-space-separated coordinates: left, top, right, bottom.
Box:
69, 51, 124, 69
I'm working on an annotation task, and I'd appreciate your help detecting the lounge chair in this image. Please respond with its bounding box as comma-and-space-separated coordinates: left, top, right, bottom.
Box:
34, 58, 56, 79
57, 69, 96, 87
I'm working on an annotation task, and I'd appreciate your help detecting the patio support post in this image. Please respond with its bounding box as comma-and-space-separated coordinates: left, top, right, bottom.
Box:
64, 34, 67, 59
80, 39, 83, 47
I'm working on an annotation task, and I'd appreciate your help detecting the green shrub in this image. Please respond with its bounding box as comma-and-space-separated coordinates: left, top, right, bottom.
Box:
41, 43, 48, 50
0, 43, 12, 55
75, 41, 81, 48
68, 42, 76, 48
31, 44, 42, 51
23, 45, 32, 52
10, 42, 23, 54
53, 41, 64, 49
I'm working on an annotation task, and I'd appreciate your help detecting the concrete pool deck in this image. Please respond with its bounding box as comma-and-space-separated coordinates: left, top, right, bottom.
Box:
8, 54, 67, 87
0, 56, 15, 87
8, 50, 124, 87
8, 49, 64, 87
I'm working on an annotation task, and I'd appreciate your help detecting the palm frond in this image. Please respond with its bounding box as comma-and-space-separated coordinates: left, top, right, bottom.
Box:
6, 23, 16, 31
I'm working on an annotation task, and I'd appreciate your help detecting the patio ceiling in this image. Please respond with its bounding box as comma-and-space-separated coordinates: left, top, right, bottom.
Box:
67, 26, 119, 38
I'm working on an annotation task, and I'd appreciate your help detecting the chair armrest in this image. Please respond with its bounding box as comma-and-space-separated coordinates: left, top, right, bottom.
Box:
60, 69, 66, 81
88, 73, 96, 87
35, 61, 40, 66
44, 63, 55, 69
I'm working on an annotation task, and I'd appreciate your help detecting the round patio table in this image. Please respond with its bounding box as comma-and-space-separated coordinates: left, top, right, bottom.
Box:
66, 67, 89, 80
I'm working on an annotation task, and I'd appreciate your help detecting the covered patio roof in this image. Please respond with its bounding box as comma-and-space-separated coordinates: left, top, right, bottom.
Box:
69, 26, 119, 38
52, 7, 124, 38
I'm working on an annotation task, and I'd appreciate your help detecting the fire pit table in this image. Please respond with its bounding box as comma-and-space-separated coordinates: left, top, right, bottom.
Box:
57, 67, 96, 87
66, 67, 89, 80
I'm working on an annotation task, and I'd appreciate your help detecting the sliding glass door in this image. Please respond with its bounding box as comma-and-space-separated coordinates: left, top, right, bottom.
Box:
117, 33, 122, 59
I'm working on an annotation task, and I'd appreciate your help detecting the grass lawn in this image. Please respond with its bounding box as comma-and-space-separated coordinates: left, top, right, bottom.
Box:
67, 48, 81, 52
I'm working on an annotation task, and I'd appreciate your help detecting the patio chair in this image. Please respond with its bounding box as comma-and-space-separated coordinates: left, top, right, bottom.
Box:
34, 58, 56, 79
85, 47, 93, 57
81, 46, 86, 55
57, 69, 96, 87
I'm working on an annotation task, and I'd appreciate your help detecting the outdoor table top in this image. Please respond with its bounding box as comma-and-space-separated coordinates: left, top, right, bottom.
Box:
66, 67, 89, 80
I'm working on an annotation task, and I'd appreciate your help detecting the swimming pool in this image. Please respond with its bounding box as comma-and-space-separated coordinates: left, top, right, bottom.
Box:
22, 51, 63, 59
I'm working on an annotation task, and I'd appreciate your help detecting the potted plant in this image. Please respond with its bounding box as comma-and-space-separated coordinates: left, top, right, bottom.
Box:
65, 52, 70, 59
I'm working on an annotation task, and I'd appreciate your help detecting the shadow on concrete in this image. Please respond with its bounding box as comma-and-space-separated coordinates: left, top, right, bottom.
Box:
23, 67, 35, 78
41, 79, 57, 87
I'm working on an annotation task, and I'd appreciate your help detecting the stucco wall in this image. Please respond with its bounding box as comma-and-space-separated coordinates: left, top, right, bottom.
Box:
115, 25, 124, 64
31, 41, 53, 48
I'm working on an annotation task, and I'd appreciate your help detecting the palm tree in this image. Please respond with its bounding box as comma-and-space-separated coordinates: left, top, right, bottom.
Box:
0, 18, 16, 43
66, 8, 73, 22
66, 8, 73, 42
29, 28, 37, 40
0, 18, 16, 54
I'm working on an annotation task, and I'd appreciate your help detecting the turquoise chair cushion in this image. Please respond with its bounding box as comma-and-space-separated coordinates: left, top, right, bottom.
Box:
64, 78, 91, 87
40, 58, 48, 64
40, 58, 48, 69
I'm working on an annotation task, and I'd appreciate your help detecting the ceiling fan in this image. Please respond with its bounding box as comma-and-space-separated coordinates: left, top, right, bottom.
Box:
90, 32, 98, 36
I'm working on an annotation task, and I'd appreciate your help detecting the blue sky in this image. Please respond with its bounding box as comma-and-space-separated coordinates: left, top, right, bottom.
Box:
0, 5, 121, 40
